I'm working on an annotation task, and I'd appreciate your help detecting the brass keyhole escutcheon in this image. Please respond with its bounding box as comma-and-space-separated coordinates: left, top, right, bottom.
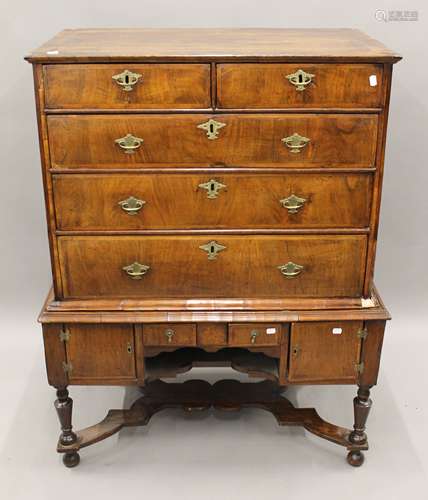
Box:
198, 179, 227, 199
165, 329, 175, 343
126, 342, 133, 354
292, 344, 301, 356
286, 69, 315, 91
112, 70, 142, 91
197, 119, 226, 140
278, 261, 304, 278
199, 240, 227, 260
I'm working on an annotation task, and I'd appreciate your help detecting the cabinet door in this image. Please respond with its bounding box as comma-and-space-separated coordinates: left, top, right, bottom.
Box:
288, 321, 363, 383
66, 324, 136, 384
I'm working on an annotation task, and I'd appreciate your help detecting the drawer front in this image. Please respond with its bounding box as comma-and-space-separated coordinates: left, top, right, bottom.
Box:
53, 172, 372, 231
65, 324, 136, 383
217, 64, 383, 109
44, 64, 211, 109
57, 235, 367, 299
288, 321, 363, 383
143, 324, 196, 346
229, 323, 281, 346
47, 114, 378, 169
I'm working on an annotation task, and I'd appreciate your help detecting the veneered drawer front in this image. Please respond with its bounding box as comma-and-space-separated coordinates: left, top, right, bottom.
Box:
228, 323, 281, 346
57, 235, 367, 299
47, 114, 378, 169
288, 321, 363, 383
143, 324, 196, 346
53, 172, 372, 231
65, 324, 136, 384
44, 64, 211, 109
217, 64, 383, 108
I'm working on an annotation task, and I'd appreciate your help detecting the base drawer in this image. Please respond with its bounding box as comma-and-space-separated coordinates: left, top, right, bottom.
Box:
57, 235, 367, 299
143, 324, 197, 346
228, 323, 281, 346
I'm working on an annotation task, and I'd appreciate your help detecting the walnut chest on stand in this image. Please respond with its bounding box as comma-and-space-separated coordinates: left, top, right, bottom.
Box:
25, 28, 401, 468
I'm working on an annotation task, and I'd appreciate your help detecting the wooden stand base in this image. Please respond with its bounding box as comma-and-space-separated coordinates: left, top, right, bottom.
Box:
57, 379, 368, 468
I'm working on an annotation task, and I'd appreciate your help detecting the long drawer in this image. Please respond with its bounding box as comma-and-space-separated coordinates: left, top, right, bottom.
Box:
57, 235, 367, 299
44, 64, 211, 109
47, 114, 378, 169
217, 63, 383, 109
53, 172, 373, 230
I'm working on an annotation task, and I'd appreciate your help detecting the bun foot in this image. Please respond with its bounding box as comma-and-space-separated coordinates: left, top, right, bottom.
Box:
347, 450, 364, 467
63, 452, 80, 468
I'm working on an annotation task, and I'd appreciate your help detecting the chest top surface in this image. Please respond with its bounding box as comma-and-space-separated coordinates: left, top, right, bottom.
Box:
25, 28, 401, 63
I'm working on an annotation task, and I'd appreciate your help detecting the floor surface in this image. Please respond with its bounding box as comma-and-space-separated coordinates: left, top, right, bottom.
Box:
1, 299, 427, 500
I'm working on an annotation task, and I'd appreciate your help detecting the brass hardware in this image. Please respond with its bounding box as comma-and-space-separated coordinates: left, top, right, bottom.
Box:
199, 240, 226, 260
62, 362, 73, 374
357, 328, 368, 340
197, 119, 226, 140
278, 261, 304, 278
280, 194, 307, 214
282, 133, 310, 153
286, 69, 315, 91
115, 134, 144, 153
292, 344, 301, 357
59, 329, 70, 342
165, 329, 175, 343
250, 330, 259, 344
118, 196, 146, 215
112, 69, 142, 91
126, 342, 133, 354
355, 362, 365, 374
198, 179, 227, 199
122, 262, 150, 279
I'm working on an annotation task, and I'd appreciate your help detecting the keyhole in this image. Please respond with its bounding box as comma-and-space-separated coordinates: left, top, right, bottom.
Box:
298, 73, 303, 83
127, 343, 133, 354
124, 74, 129, 84
209, 123, 214, 134
210, 245, 215, 253
210, 182, 215, 192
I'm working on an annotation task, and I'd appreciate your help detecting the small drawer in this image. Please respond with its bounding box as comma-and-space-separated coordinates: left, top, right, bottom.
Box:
229, 324, 281, 346
44, 63, 211, 109
143, 324, 196, 346
288, 321, 363, 383
217, 63, 383, 109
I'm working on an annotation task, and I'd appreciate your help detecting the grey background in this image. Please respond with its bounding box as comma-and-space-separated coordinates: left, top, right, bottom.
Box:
1, 1, 427, 498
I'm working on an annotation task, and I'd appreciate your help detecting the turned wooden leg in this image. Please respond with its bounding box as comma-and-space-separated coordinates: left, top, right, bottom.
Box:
347, 385, 372, 467
54, 388, 80, 468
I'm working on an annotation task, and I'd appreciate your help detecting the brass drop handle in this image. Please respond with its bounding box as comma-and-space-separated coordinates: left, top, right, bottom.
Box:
250, 330, 259, 344
280, 194, 307, 214
115, 134, 144, 154
278, 261, 304, 279
112, 70, 142, 91
122, 261, 150, 279
282, 133, 310, 154
165, 329, 175, 343
118, 196, 146, 215
286, 69, 315, 91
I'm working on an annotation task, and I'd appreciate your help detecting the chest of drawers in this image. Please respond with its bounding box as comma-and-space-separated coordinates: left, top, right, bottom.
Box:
26, 28, 400, 468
